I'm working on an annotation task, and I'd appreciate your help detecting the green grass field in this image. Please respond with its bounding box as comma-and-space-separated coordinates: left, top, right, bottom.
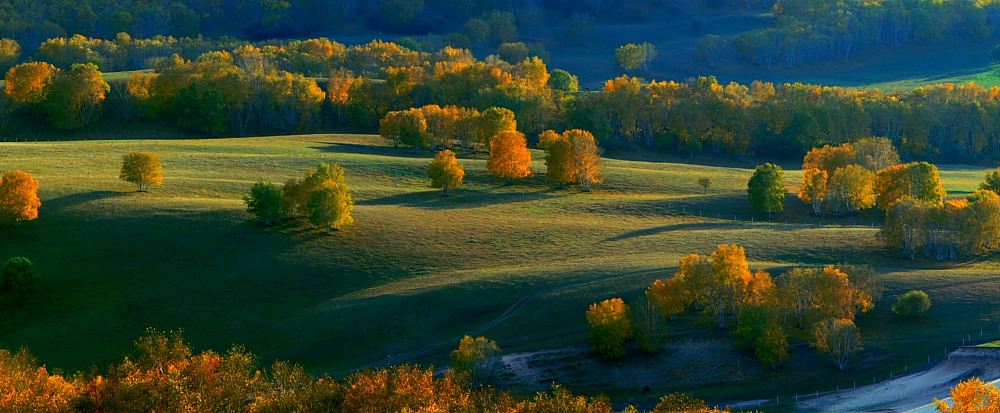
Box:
2, 133, 1000, 407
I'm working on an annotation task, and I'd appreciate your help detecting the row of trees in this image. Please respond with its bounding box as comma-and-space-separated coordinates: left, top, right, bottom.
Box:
244, 163, 354, 234
4, 61, 110, 131
729, 0, 1000, 68
578, 76, 1000, 162
0, 328, 733, 413
379, 105, 517, 152
587, 245, 876, 370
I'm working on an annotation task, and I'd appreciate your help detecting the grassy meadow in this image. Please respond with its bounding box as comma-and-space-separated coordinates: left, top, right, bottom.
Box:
2, 133, 1000, 406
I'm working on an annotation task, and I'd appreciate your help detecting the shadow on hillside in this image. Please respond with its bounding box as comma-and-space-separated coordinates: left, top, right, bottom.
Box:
43, 191, 128, 212
357, 188, 555, 209
311, 143, 470, 160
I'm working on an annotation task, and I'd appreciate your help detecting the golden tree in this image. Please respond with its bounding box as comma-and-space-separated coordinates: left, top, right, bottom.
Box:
119, 151, 163, 192
798, 168, 827, 216
487, 130, 532, 184
427, 150, 465, 196
646, 278, 690, 320
811, 318, 862, 371
935, 378, 1000, 413
5, 62, 57, 105
586, 298, 633, 359
826, 164, 875, 215
0, 170, 41, 226
450, 335, 501, 385
539, 129, 603, 191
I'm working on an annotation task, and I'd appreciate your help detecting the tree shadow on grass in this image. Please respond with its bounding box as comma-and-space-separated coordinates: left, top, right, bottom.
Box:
42, 191, 129, 213
357, 188, 564, 210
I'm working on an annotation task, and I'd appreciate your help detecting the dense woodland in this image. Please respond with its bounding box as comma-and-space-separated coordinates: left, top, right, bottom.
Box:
725, 0, 1000, 68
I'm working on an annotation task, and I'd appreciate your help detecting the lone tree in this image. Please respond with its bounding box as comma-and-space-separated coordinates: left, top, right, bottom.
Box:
0, 170, 41, 226
614, 42, 656, 74
1, 257, 38, 302
305, 163, 354, 234
698, 177, 712, 194
586, 298, 633, 359
243, 181, 284, 226
892, 290, 931, 318
747, 163, 786, 218
450, 335, 501, 386
427, 149, 465, 196
487, 130, 532, 184
119, 151, 163, 192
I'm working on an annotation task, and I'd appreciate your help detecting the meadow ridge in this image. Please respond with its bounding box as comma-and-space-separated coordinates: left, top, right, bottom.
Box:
3, 132, 1000, 407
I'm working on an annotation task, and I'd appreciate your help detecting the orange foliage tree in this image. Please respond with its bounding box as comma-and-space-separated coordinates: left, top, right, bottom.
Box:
0, 348, 77, 412
487, 130, 532, 184
935, 378, 1000, 413
539, 129, 603, 191
5, 62, 57, 105
0, 170, 41, 226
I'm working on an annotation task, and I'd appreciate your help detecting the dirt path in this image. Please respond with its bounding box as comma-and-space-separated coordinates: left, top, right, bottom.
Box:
800, 347, 1000, 412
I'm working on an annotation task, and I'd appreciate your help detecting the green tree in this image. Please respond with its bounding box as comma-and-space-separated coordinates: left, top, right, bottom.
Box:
305, 163, 354, 234
893, 290, 931, 318
980, 167, 1000, 194
698, 177, 712, 194
497, 42, 529, 64
547, 69, 578, 92
244, 181, 284, 226
119, 151, 163, 192
586, 298, 633, 359
44, 63, 110, 130
747, 163, 786, 217
1, 257, 38, 302
449, 335, 501, 385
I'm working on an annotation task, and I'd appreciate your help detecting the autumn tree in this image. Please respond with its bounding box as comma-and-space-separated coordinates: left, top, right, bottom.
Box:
853, 137, 900, 172
893, 290, 931, 318
380, 108, 428, 149
652, 393, 730, 413
119, 151, 163, 192
811, 318, 862, 370
586, 298, 633, 359
0, 347, 76, 412
646, 277, 689, 320
244, 181, 284, 226
1, 257, 38, 302
747, 163, 786, 217
0, 170, 41, 226
450, 335, 501, 385
487, 130, 532, 184
427, 149, 465, 196
799, 168, 828, 216
305, 163, 354, 234
826, 164, 875, 216
478, 107, 517, 148
615, 42, 656, 74
802, 144, 856, 175
935, 378, 1000, 413
5, 62, 57, 105
875, 162, 946, 210
0, 39, 19, 73
44, 63, 110, 130
539, 129, 602, 191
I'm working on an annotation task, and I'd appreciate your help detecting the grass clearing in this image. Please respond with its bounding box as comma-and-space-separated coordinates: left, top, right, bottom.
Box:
2, 133, 1000, 407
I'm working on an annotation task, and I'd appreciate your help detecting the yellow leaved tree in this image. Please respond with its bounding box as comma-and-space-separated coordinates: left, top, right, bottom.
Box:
487, 130, 532, 184
119, 151, 163, 192
586, 298, 633, 359
427, 150, 464, 196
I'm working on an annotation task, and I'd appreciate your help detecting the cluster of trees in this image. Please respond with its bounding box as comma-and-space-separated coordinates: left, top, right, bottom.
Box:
539, 129, 603, 191
4, 61, 109, 131
244, 162, 354, 234
796, 138, 906, 216
638, 245, 877, 370
728, 0, 1000, 68
379, 105, 516, 152
884, 189, 1000, 260
0, 328, 735, 413
576, 77, 1000, 162
0, 170, 40, 226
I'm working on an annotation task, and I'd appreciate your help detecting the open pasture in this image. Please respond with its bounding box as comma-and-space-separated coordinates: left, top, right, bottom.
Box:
1, 133, 999, 405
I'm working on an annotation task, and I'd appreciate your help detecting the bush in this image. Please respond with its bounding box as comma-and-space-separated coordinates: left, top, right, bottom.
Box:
1, 257, 39, 302
893, 290, 931, 317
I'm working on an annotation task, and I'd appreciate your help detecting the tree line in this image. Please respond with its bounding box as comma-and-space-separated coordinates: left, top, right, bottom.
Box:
724, 0, 1000, 68
577, 76, 1000, 162
1, 328, 733, 413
